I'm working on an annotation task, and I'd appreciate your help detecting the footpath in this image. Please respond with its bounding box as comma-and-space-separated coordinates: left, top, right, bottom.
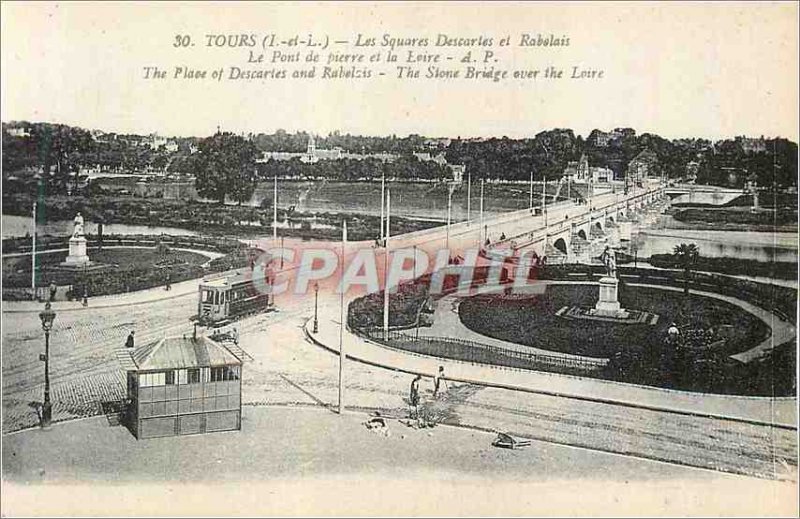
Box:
2, 277, 200, 313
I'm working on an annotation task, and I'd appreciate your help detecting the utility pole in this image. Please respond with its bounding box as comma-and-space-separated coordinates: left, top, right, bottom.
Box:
529, 170, 533, 210
479, 179, 485, 246
541, 175, 547, 227
338, 221, 347, 415
31, 201, 37, 300
272, 176, 278, 245
313, 282, 319, 334
413, 245, 418, 279
380, 172, 385, 245
466, 171, 471, 222
383, 190, 391, 341
445, 187, 452, 253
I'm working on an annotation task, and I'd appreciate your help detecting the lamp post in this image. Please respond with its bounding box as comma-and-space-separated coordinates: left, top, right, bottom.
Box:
39, 301, 56, 427
313, 282, 319, 334
445, 187, 452, 253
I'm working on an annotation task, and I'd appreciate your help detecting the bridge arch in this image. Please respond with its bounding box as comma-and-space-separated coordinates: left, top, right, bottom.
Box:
552, 237, 568, 255
577, 229, 587, 240
594, 221, 603, 232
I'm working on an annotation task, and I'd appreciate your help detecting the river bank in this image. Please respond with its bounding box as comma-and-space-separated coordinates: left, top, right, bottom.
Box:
1, 194, 441, 241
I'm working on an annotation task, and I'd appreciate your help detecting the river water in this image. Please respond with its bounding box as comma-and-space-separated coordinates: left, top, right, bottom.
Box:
630, 229, 797, 263
2, 215, 199, 239
4, 201, 798, 266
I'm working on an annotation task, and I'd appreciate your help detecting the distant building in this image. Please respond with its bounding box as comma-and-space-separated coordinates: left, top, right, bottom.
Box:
149, 133, 168, 150
413, 152, 448, 166
736, 136, 767, 154
165, 140, 179, 153
563, 154, 613, 183
450, 164, 466, 183
125, 333, 242, 439
588, 130, 612, 147
588, 128, 636, 148
258, 135, 344, 163
424, 137, 452, 149
685, 161, 699, 182
301, 134, 342, 163
6, 127, 30, 138
627, 149, 659, 183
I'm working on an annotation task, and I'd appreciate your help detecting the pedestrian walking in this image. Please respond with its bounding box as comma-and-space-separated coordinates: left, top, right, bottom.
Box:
48, 282, 57, 302
165, 272, 172, 291
82, 287, 89, 307
125, 330, 135, 349
433, 365, 448, 397
409, 374, 422, 419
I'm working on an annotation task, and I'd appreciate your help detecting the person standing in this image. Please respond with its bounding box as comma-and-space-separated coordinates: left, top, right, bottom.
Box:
48, 282, 57, 302
409, 374, 422, 418
433, 365, 448, 397
125, 330, 135, 349
165, 272, 172, 291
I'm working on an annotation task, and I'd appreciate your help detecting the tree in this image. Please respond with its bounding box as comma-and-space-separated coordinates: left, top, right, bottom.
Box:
194, 132, 258, 204
673, 243, 700, 295
22, 123, 94, 194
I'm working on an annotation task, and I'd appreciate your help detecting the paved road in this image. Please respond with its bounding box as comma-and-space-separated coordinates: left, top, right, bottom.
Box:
4, 407, 796, 517
3, 273, 798, 482
2, 180, 796, 486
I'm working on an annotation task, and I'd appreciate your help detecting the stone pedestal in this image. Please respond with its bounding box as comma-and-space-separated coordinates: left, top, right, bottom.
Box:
594, 276, 625, 317
62, 236, 90, 266
617, 221, 632, 241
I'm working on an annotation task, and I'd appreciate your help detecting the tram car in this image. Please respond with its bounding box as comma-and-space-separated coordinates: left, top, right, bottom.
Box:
196, 269, 273, 327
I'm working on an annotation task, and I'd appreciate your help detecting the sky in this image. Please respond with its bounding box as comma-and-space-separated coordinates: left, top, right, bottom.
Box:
2, 1, 798, 141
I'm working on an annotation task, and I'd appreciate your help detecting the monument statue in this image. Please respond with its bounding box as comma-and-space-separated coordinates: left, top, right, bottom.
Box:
73, 212, 85, 238
600, 246, 617, 278
61, 211, 90, 268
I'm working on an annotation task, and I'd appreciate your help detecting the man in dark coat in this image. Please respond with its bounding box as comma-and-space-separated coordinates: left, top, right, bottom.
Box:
409, 374, 422, 418
125, 331, 135, 349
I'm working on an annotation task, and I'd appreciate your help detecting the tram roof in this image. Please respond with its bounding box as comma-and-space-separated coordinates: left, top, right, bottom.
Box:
131, 335, 242, 371
200, 269, 256, 289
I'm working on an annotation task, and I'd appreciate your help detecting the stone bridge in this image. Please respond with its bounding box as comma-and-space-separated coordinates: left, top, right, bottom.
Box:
383, 180, 668, 269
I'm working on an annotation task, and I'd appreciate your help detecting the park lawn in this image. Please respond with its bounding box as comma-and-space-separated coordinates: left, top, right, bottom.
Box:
458, 285, 770, 359
4, 247, 209, 276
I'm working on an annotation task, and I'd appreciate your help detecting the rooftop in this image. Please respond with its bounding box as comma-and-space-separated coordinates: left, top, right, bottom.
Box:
200, 269, 259, 288
131, 335, 241, 371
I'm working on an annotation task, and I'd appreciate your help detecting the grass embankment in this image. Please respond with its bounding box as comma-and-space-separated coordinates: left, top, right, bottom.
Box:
671, 206, 797, 232
649, 254, 798, 280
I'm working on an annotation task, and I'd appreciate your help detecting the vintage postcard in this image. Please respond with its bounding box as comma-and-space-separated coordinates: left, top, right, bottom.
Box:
1, 1, 798, 517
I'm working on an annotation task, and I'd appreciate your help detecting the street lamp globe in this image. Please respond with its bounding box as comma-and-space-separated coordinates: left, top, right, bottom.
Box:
39, 301, 56, 331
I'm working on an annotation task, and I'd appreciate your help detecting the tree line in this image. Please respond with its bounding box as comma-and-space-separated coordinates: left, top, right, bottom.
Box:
3, 122, 797, 206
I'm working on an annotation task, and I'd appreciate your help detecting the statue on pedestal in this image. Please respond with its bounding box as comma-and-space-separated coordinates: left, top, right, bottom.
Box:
73, 212, 85, 238
600, 245, 617, 278
61, 212, 90, 267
